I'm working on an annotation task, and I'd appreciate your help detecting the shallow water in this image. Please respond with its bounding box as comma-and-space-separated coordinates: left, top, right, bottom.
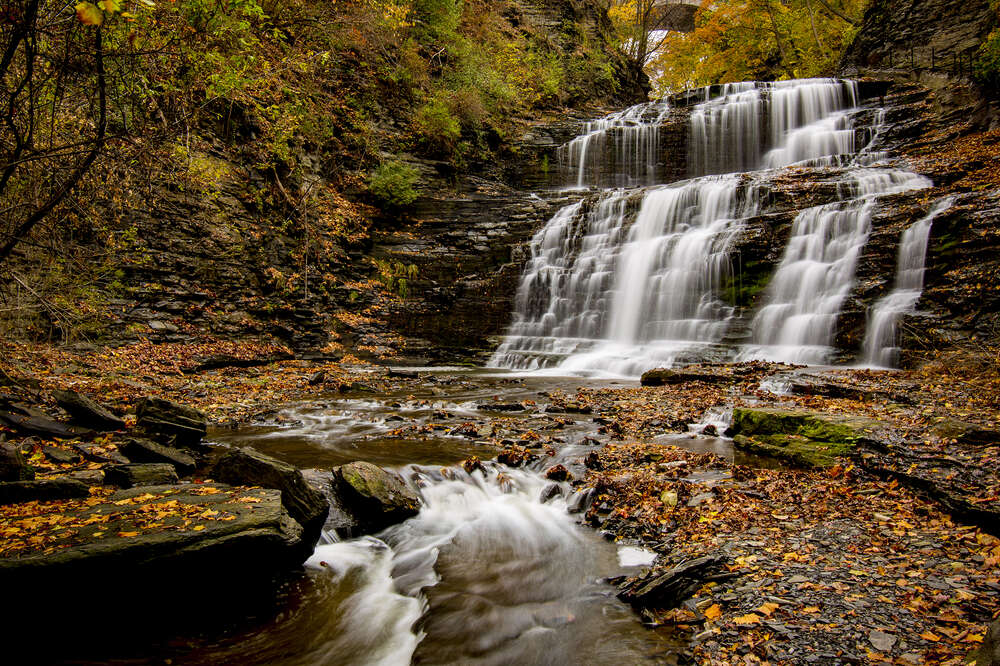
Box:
145, 371, 688, 665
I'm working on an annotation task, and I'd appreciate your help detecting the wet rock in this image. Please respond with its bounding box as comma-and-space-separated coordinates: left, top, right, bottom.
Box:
979, 620, 1000, 666
104, 463, 179, 488
66, 469, 105, 486
73, 442, 130, 465
618, 554, 728, 609
0, 484, 306, 599
332, 461, 420, 535
213, 447, 329, 550
476, 402, 525, 412
387, 369, 419, 379
567, 487, 595, 514
0, 478, 89, 505
0, 410, 92, 440
544, 464, 572, 482
0, 441, 34, 481
497, 447, 538, 467
43, 446, 79, 465
731, 407, 884, 468
449, 422, 479, 438
701, 424, 718, 436
539, 482, 563, 503
307, 371, 326, 386
135, 397, 208, 445
561, 403, 593, 414
584, 451, 602, 470
932, 419, 1000, 446
462, 456, 484, 474
51, 389, 125, 431
118, 438, 196, 474
640, 368, 728, 387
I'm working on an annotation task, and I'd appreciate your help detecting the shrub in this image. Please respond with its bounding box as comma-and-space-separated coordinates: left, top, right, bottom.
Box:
368, 160, 420, 208
975, 29, 1000, 94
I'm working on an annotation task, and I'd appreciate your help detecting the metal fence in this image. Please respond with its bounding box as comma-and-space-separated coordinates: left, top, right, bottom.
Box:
883, 44, 980, 80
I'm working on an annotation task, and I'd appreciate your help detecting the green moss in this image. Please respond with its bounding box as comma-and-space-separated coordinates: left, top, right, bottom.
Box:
731, 408, 881, 468
719, 260, 772, 308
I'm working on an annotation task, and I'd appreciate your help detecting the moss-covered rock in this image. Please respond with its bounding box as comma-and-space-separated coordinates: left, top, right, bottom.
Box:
731, 408, 883, 468
333, 461, 420, 535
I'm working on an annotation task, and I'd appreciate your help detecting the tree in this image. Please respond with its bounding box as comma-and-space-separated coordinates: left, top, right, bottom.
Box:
0, 1, 119, 264
609, 0, 698, 82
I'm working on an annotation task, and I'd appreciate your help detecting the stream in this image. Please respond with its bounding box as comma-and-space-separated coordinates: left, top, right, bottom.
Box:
151, 370, 712, 665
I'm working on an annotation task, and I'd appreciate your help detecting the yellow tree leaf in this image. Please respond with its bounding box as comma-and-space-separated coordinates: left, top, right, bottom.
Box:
75, 2, 103, 25
757, 602, 779, 617
734, 613, 761, 625
704, 604, 722, 620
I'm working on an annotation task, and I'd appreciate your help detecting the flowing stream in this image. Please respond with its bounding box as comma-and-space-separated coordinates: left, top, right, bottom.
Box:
128, 373, 685, 665
491, 78, 935, 375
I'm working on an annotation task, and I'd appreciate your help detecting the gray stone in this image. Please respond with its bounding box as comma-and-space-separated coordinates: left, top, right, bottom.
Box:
0, 484, 307, 596
869, 629, 897, 652
213, 447, 329, 549
0, 441, 34, 481
136, 397, 208, 445
118, 437, 196, 473
979, 620, 1000, 666
43, 446, 79, 464
618, 554, 728, 609
104, 463, 179, 488
0, 478, 89, 505
51, 389, 125, 431
333, 461, 420, 535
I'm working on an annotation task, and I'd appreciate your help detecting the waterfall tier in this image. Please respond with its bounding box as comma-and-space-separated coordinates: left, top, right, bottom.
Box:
492, 78, 935, 377
861, 197, 955, 368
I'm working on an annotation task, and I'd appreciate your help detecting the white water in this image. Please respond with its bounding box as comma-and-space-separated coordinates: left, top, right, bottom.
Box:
861, 197, 955, 367
739, 169, 932, 364
493, 78, 935, 376
490, 176, 759, 375
293, 462, 667, 665
559, 101, 671, 188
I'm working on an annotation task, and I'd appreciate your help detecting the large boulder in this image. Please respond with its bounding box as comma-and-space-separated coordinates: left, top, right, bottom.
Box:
51, 389, 125, 431
0, 483, 305, 596
979, 620, 1000, 666
332, 461, 420, 535
135, 397, 208, 446
640, 368, 729, 387
730, 407, 884, 468
118, 437, 196, 474
0, 441, 33, 481
0, 478, 89, 505
104, 463, 179, 488
213, 447, 329, 550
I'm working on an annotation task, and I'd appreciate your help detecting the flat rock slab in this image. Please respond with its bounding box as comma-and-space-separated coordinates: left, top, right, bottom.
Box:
0, 478, 88, 505
51, 389, 125, 431
731, 407, 885, 468
0, 484, 303, 590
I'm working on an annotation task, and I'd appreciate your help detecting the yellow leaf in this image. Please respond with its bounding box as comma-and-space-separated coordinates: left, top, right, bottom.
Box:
733, 613, 760, 625
920, 631, 941, 642
97, 0, 121, 12
802, 606, 820, 613
75, 2, 103, 25
704, 604, 722, 620
192, 524, 206, 531
756, 602, 779, 617
117, 531, 138, 537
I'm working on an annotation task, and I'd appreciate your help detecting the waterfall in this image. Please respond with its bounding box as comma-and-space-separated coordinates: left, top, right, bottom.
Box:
739, 169, 932, 365
861, 197, 955, 367
559, 101, 671, 188
493, 78, 934, 376
490, 176, 759, 376
689, 79, 859, 176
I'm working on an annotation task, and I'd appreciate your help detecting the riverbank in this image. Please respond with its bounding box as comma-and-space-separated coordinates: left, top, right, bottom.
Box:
0, 339, 997, 663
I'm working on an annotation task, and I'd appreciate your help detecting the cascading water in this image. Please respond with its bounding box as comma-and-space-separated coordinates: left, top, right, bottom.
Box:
861, 197, 955, 368
490, 176, 759, 375
493, 77, 935, 376
739, 169, 932, 365
559, 101, 671, 188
